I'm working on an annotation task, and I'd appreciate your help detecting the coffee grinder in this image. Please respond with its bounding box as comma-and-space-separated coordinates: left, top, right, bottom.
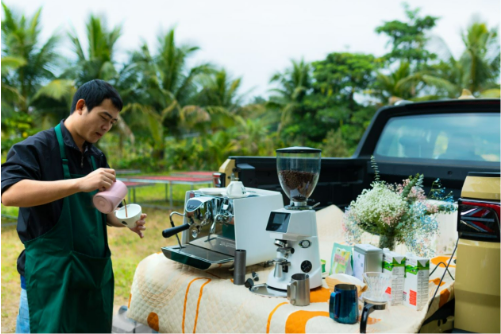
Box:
265, 147, 322, 291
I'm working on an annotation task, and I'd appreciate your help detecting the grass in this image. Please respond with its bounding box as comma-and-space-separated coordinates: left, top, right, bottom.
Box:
1, 178, 206, 332
1, 206, 19, 219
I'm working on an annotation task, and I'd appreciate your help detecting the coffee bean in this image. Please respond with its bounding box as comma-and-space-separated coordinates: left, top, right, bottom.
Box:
278, 170, 318, 202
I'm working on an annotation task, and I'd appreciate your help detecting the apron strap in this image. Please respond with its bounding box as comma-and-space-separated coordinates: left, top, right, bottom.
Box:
53, 124, 105, 252
55, 124, 99, 174
54, 124, 71, 179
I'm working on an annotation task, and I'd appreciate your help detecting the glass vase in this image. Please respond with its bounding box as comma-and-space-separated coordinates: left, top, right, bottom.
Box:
378, 233, 396, 251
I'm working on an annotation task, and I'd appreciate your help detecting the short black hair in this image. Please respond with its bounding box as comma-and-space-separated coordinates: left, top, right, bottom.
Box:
70, 79, 123, 114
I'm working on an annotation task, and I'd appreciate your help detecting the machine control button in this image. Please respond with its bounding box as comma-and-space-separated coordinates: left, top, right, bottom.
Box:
301, 260, 312, 273
299, 240, 311, 248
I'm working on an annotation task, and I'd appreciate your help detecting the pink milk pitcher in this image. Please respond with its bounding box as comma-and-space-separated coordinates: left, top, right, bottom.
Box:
93, 180, 128, 214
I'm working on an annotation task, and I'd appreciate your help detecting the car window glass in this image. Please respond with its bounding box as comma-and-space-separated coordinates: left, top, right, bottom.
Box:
375, 113, 500, 162
433, 131, 448, 157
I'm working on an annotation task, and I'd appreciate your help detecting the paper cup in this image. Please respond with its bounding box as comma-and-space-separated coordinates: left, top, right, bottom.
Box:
115, 204, 142, 228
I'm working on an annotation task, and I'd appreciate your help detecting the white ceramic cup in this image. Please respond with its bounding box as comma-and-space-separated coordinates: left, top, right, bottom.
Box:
115, 204, 142, 228
226, 181, 246, 198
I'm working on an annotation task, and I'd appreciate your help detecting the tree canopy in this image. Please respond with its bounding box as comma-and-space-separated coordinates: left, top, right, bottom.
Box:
2, 2, 499, 170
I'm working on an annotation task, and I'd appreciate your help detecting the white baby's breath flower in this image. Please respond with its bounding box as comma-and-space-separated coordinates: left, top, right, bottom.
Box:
348, 182, 407, 228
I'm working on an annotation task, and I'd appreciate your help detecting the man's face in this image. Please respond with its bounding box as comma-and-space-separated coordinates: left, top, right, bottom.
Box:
79, 99, 120, 143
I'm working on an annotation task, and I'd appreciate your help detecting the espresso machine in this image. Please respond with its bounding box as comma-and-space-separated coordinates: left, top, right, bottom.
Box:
161, 188, 284, 270
265, 147, 322, 291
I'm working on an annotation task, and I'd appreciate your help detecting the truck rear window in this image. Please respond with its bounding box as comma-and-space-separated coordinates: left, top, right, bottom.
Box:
374, 113, 500, 162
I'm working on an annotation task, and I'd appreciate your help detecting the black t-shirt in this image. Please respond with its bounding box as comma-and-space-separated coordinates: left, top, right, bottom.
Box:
1, 120, 111, 276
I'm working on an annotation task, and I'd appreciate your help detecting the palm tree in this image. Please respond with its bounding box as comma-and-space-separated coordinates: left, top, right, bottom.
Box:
52, 14, 136, 155
31, 79, 77, 129
417, 20, 500, 99
193, 69, 243, 132
196, 69, 243, 109
373, 62, 413, 103
233, 117, 275, 156
26, 14, 127, 131
1, 3, 61, 114
66, 14, 122, 85
372, 57, 462, 104
123, 28, 213, 159
372, 19, 500, 103
1, 56, 26, 113
459, 20, 500, 95
268, 59, 312, 133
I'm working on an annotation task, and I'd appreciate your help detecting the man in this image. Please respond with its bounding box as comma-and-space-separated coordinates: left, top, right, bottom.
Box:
1, 79, 147, 333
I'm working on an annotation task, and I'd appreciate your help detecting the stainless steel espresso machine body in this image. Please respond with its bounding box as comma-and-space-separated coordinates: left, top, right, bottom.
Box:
161, 188, 284, 270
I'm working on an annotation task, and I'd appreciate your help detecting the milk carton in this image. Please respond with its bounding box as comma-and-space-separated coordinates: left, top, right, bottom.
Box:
403, 253, 430, 311
382, 248, 405, 305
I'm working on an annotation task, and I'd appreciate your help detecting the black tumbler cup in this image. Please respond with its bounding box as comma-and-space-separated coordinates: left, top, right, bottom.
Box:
233, 249, 246, 285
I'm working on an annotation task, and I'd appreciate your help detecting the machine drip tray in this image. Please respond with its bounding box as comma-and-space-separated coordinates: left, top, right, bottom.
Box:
250, 284, 287, 298
162, 245, 234, 270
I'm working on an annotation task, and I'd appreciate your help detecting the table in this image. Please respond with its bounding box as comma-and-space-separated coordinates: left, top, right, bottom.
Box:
171, 171, 216, 178
119, 176, 213, 208
127, 206, 455, 333
116, 169, 142, 175
123, 181, 155, 203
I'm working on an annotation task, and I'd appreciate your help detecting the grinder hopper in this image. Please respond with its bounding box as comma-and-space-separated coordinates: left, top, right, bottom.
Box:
276, 147, 321, 208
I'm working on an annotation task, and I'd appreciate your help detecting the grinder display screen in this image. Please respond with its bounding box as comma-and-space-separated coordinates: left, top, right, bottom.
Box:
266, 212, 290, 233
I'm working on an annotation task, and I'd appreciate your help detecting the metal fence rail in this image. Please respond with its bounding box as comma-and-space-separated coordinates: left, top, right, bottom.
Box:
1, 214, 17, 227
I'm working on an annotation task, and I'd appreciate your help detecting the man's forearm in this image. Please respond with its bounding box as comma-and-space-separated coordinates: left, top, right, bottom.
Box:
2, 179, 81, 207
106, 212, 126, 228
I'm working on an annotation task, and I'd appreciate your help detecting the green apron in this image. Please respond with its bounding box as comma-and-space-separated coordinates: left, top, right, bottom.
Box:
23, 124, 114, 333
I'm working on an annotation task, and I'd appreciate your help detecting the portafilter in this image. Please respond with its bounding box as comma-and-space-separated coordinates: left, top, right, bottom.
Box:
161, 196, 217, 242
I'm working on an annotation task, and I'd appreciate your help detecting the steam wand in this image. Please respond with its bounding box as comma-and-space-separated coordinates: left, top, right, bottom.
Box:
168, 211, 188, 249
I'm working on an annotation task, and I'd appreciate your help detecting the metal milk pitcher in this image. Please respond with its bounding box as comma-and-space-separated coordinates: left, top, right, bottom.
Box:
287, 273, 310, 306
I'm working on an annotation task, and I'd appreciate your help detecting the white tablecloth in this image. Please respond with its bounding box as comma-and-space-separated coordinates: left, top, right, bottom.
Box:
128, 205, 455, 333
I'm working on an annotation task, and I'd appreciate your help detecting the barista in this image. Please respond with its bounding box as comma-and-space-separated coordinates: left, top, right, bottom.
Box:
1, 79, 147, 333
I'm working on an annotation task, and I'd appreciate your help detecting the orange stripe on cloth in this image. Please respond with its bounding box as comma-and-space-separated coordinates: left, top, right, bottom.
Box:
431, 256, 456, 268
267, 302, 288, 333
439, 289, 451, 308
181, 277, 210, 333
430, 278, 445, 286
182, 278, 211, 333
310, 287, 331, 303
147, 312, 160, 332
285, 311, 330, 333
193, 279, 211, 333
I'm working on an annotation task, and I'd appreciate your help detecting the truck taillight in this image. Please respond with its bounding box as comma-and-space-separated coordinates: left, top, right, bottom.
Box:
213, 172, 224, 188
458, 198, 500, 242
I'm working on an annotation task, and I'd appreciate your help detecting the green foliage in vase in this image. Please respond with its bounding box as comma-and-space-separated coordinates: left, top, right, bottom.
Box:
370, 155, 380, 182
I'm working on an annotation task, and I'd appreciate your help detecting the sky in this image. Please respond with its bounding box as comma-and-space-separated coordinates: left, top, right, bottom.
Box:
3, 0, 500, 100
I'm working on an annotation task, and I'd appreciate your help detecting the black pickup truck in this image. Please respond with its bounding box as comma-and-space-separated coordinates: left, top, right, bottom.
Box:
217, 99, 500, 208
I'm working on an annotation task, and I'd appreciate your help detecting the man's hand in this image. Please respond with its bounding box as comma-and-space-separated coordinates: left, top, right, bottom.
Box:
129, 213, 147, 238
78, 168, 116, 192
